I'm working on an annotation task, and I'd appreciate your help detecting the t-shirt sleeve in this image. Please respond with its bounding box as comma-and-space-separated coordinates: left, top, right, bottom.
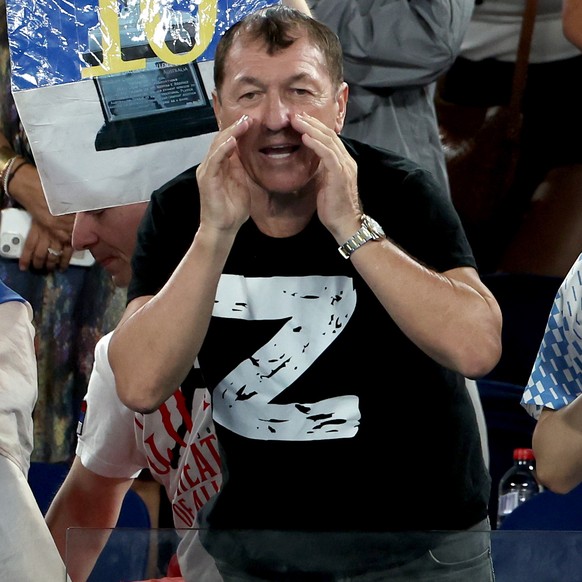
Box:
352, 139, 476, 273
76, 333, 145, 478
397, 168, 476, 272
128, 168, 200, 304
522, 254, 582, 419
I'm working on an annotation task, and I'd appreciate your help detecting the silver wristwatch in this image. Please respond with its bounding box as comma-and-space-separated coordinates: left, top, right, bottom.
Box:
338, 214, 386, 259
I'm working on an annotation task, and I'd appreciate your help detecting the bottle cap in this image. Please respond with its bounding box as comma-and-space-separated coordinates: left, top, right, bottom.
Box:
513, 448, 535, 460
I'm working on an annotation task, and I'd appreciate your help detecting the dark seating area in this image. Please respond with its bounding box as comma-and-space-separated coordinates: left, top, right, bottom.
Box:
480, 273, 562, 387
476, 273, 562, 526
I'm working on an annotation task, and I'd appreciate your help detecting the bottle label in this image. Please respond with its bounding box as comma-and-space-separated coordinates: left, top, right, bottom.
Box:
498, 491, 520, 517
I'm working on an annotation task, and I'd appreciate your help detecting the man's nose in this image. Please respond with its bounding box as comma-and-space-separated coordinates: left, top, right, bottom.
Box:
71, 213, 97, 251
262, 93, 292, 131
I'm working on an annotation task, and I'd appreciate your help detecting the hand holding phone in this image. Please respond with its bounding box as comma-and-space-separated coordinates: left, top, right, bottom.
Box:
0, 208, 95, 268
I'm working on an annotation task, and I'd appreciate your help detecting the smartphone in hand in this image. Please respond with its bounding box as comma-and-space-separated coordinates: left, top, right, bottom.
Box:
0, 207, 95, 267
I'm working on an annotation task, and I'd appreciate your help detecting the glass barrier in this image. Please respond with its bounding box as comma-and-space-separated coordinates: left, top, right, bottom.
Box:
65, 528, 582, 582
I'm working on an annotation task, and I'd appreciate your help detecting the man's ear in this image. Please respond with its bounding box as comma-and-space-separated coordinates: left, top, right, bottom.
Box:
334, 82, 349, 134
212, 90, 222, 130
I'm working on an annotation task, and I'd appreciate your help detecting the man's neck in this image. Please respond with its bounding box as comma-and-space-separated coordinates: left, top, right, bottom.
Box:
251, 187, 317, 238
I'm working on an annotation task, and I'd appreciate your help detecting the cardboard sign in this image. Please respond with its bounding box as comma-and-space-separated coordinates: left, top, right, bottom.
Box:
6, 0, 278, 214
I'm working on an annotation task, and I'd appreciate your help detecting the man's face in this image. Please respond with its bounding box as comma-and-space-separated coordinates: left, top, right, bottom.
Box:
72, 202, 147, 288
213, 33, 347, 194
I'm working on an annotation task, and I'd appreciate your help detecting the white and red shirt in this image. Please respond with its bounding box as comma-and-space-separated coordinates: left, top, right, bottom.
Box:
76, 332, 222, 529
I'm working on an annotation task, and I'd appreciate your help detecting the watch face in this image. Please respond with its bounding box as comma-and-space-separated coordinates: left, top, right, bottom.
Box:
338, 214, 386, 258
363, 215, 385, 238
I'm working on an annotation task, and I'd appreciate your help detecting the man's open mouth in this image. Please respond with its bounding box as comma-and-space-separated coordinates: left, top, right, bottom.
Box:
260, 144, 300, 158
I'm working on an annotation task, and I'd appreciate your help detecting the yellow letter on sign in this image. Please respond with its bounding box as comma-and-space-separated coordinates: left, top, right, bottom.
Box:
142, 0, 218, 65
81, 0, 146, 78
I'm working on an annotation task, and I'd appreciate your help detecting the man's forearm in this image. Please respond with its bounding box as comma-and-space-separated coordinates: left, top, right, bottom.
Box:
534, 401, 582, 494
46, 459, 133, 582
110, 226, 234, 413
348, 237, 502, 379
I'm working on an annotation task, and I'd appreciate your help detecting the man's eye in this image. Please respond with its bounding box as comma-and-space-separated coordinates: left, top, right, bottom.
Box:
292, 88, 310, 96
239, 92, 258, 101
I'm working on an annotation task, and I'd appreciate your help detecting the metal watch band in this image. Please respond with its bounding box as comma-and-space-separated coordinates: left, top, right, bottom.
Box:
338, 225, 373, 259
338, 214, 385, 259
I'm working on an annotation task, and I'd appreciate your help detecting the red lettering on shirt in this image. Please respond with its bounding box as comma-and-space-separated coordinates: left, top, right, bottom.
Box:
174, 390, 193, 433
144, 432, 173, 475
199, 434, 221, 465
173, 497, 196, 527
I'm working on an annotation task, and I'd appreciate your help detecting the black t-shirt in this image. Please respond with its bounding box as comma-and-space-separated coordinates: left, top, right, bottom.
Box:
129, 138, 489, 538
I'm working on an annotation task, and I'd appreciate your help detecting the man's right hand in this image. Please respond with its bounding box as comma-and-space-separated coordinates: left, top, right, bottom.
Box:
196, 114, 256, 234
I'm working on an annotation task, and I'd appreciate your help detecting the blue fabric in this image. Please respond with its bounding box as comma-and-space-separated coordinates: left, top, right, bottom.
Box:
493, 484, 582, 580
522, 253, 582, 416
492, 529, 582, 582
0, 278, 25, 304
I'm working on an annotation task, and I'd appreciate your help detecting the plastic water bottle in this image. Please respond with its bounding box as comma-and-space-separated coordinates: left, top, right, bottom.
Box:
497, 447, 542, 528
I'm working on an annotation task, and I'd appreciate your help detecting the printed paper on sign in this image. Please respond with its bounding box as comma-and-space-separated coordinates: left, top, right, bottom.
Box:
6, 0, 279, 215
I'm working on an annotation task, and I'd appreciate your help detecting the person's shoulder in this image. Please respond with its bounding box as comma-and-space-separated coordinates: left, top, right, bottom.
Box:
148, 165, 200, 219
341, 136, 431, 176
565, 253, 582, 281
556, 253, 582, 311
341, 135, 442, 201
88, 332, 116, 390
0, 279, 25, 305
152, 165, 199, 200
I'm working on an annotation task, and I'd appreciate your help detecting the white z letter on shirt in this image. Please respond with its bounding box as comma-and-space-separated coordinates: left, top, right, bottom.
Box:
212, 275, 360, 441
